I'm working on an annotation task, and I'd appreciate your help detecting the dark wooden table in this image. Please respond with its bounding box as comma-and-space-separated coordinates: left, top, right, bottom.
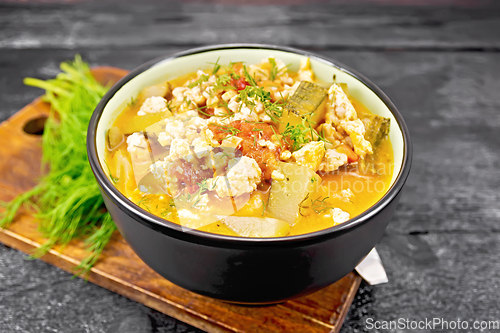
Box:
1, 1, 500, 332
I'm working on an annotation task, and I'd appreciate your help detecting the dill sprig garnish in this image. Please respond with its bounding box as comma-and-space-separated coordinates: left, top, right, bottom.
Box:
269, 58, 279, 81
0, 55, 116, 275
299, 195, 334, 215
238, 85, 285, 123
310, 196, 334, 214
213, 74, 235, 91
188, 73, 209, 88
282, 117, 332, 151
282, 122, 311, 151
177, 179, 215, 209
209, 57, 221, 75
243, 65, 258, 86
270, 125, 283, 149
212, 123, 241, 137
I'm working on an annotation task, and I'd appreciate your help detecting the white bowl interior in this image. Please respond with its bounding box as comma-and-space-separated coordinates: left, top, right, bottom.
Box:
97, 48, 404, 193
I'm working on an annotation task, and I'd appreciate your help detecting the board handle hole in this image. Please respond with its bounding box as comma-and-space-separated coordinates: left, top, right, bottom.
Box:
23, 116, 47, 135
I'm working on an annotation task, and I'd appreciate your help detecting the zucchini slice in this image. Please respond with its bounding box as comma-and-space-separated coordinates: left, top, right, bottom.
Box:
359, 114, 390, 173
362, 114, 390, 148
279, 81, 327, 132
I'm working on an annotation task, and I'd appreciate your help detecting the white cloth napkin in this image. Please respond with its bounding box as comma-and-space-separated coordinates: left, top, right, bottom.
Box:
355, 248, 388, 285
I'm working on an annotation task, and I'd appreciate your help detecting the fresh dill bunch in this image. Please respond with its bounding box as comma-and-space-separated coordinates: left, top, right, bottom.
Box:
0, 55, 116, 274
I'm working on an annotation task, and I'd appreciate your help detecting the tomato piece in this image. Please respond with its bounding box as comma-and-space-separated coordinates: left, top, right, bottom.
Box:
231, 77, 250, 91
208, 121, 290, 181
336, 144, 359, 163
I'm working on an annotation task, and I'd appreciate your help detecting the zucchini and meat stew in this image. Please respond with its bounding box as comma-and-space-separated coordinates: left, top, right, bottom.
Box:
105, 58, 394, 237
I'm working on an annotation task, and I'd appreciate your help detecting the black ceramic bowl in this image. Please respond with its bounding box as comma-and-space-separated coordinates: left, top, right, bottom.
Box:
87, 44, 412, 304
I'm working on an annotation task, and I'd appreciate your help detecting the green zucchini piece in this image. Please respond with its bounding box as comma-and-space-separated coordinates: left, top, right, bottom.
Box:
279, 81, 327, 132
362, 114, 390, 147
359, 114, 390, 173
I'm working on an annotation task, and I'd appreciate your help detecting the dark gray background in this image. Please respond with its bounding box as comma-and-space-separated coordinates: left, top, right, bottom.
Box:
1, 1, 499, 332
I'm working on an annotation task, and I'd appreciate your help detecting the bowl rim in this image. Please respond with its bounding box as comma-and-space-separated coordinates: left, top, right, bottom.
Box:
88, 43, 412, 245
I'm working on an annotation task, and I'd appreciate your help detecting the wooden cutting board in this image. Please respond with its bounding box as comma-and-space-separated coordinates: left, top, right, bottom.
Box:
0, 67, 361, 333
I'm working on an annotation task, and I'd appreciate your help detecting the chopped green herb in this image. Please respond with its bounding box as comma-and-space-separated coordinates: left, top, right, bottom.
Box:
188, 74, 209, 88
282, 116, 332, 151
303, 117, 332, 146
140, 202, 152, 213
229, 72, 240, 80
229, 60, 245, 68
282, 123, 311, 151
210, 57, 221, 75
269, 58, 278, 81
238, 85, 284, 123
212, 124, 241, 136
266, 101, 284, 123
160, 198, 176, 218
243, 120, 267, 124
177, 179, 213, 209
213, 74, 235, 91
127, 96, 137, 107
104, 160, 119, 184
270, 125, 283, 148
210, 178, 218, 190
242, 65, 257, 86
136, 194, 151, 206
310, 196, 334, 214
